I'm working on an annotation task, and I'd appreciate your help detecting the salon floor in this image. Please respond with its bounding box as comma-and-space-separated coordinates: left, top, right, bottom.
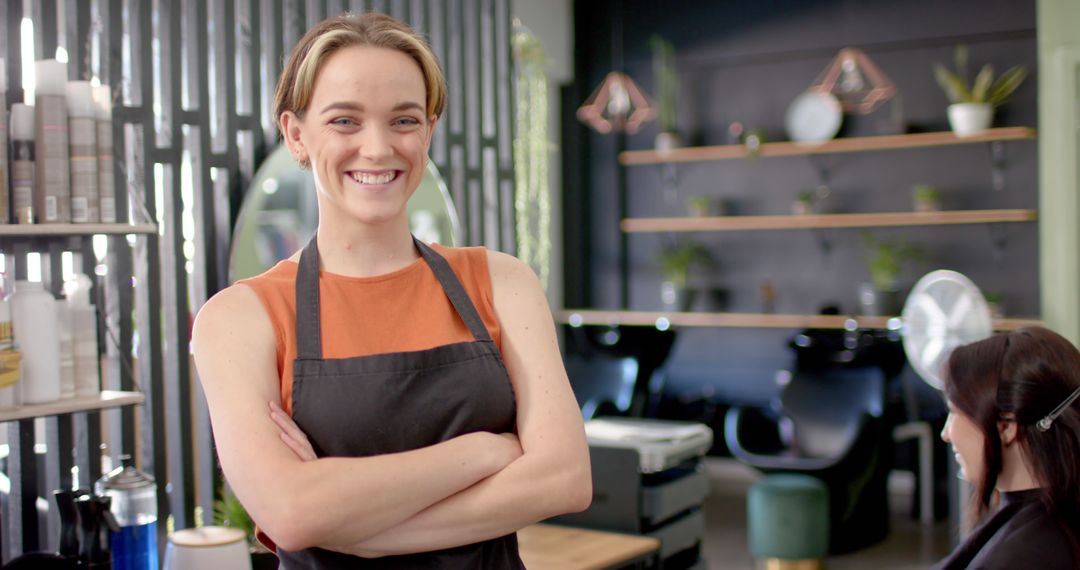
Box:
699, 458, 954, 570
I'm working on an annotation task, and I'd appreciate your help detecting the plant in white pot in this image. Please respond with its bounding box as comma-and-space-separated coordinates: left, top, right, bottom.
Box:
658, 240, 713, 312
933, 45, 1027, 137
651, 35, 680, 151
860, 234, 925, 316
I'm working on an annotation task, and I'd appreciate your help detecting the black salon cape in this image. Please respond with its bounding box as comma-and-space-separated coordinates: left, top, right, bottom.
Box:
933, 489, 1077, 569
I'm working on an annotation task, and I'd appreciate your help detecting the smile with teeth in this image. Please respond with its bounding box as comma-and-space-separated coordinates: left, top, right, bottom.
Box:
350, 170, 399, 185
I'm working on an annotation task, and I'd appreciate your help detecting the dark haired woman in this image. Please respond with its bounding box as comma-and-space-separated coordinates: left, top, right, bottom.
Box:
934, 326, 1080, 569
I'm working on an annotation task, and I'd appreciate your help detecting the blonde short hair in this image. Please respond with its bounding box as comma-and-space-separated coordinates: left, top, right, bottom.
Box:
273, 12, 447, 128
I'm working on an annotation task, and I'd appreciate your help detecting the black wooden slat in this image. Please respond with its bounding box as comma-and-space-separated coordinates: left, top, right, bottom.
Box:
73, 0, 91, 80
223, 0, 244, 226
136, 0, 170, 540
162, 160, 196, 530
2, 0, 24, 105
105, 0, 138, 461
428, 0, 446, 168
8, 420, 39, 555
166, 0, 198, 530
44, 415, 69, 552
195, 0, 221, 300
39, 0, 57, 58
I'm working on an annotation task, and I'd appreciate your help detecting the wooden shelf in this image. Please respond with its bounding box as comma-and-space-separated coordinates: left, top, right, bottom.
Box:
0, 390, 145, 422
0, 223, 157, 237
621, 209, 1037, 233
556, 309, 1041, 332
619, 127, 1037, 165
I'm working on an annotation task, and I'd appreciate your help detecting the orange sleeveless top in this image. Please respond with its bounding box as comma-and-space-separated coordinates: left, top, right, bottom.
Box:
237, 244, 502, 414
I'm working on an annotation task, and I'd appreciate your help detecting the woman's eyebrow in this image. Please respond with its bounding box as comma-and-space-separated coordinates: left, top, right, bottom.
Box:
318, 101, 424, 114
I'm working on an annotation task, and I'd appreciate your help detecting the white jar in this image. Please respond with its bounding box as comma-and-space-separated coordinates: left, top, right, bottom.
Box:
11, 281, 61, 404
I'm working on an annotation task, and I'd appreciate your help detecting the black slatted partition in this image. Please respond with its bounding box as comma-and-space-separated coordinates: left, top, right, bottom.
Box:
0, 0, 515, 562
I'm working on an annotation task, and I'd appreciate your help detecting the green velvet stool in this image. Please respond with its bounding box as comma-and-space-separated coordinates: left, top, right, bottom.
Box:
747, 474, 829, 570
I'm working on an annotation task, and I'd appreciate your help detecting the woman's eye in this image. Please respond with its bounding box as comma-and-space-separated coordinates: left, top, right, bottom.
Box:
395, 117, 421, 127
331, 118, 357, 127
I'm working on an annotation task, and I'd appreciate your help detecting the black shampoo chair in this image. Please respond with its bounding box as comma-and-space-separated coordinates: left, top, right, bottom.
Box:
725, 367, 891, 554
563, 325, 678, 418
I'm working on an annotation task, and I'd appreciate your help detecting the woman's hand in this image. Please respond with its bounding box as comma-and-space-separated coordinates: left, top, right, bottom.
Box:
270, 401, 318, 461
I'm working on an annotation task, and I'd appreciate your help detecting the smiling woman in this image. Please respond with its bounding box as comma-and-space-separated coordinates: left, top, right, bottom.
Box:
934, 327, 1080, 569
191, 12, 591, 570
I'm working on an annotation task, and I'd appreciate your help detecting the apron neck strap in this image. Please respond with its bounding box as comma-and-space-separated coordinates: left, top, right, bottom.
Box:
413, 238, 493, 343
295, 234, 323, 360
294, 235, 493, 360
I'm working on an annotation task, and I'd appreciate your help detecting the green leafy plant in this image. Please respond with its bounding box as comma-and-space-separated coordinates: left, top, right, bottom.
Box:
795, 191, 815, 204
686, 195, 713, 217
213, 487, 256, 542
862, 234, 926, 290
650, 35, 679, 133
658, 241, 713, 288
933, 45, 1027, 106
912, 184, 940, 203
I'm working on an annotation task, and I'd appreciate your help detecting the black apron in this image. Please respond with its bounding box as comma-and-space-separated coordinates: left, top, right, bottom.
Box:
277, 236, 524, 569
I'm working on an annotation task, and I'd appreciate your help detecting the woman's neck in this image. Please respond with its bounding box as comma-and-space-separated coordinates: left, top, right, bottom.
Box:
997, 441, 1040, 492
312, 218, 419, 278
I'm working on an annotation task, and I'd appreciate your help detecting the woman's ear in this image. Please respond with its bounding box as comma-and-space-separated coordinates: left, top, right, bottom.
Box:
999, 414, 1019, 446
280, 111, 310, 168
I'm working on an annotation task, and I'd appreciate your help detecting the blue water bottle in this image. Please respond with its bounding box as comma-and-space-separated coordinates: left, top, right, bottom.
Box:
95, 456, 160, 570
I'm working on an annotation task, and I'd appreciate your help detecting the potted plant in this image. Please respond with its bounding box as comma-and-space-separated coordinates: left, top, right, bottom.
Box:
791, 191, 816, 215
651, 35, 681, 151
686, 195, 714, 217
933, 45, 1027, 137
984, 291, 1004, 318
861, 234, 925, 315
214, 487, 278, 569
911, 184, 941, 212
658, 240, 713, 311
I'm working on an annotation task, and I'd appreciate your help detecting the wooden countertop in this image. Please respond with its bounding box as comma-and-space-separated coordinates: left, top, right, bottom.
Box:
518, 524, 660, 570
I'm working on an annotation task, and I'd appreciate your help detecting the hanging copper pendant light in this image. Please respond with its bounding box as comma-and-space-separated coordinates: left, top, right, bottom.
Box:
577, 71, 656, 134
810, 47, 896, 115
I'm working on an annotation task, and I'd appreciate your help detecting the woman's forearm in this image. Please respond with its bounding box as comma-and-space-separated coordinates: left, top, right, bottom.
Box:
324, 449, 591, 556
253, 430, 519, 550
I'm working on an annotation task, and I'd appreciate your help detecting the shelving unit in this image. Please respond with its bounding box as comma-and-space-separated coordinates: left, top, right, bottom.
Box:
619, 127, 1037, 165
1, 220, 156, 559
557, 309, 1042, 332
622, 209, 1037, 233
0, 223, 157, 237
0, 391, 145, 423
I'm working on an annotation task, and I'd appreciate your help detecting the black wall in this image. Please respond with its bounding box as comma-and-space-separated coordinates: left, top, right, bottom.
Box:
565, 0, 1038, 407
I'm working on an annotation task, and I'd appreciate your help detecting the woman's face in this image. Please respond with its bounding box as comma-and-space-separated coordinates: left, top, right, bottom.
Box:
941, 402, 985, 483
288, 45, 434, 227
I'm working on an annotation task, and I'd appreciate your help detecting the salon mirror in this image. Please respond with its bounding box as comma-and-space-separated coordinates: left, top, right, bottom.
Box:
228, 144, 462, 282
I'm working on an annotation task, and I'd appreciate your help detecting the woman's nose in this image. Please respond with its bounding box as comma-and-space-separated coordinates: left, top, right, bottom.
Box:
360, 126, 393, 160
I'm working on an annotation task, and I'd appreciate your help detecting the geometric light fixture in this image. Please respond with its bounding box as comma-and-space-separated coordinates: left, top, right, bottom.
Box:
809, 47, 897, 115
577, 71, 656, 134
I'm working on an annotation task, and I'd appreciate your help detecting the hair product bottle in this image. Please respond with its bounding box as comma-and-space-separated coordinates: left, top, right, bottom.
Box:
0, 58, 10, 224
68, 81, 99, 223
34, 59, 71, 223
66, 273, 99, 398
0, 291, 20, 410
56, 297, 75, 399
10, 103, 35, 224
11, 280, 60, 404
93, 85, 116, 223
